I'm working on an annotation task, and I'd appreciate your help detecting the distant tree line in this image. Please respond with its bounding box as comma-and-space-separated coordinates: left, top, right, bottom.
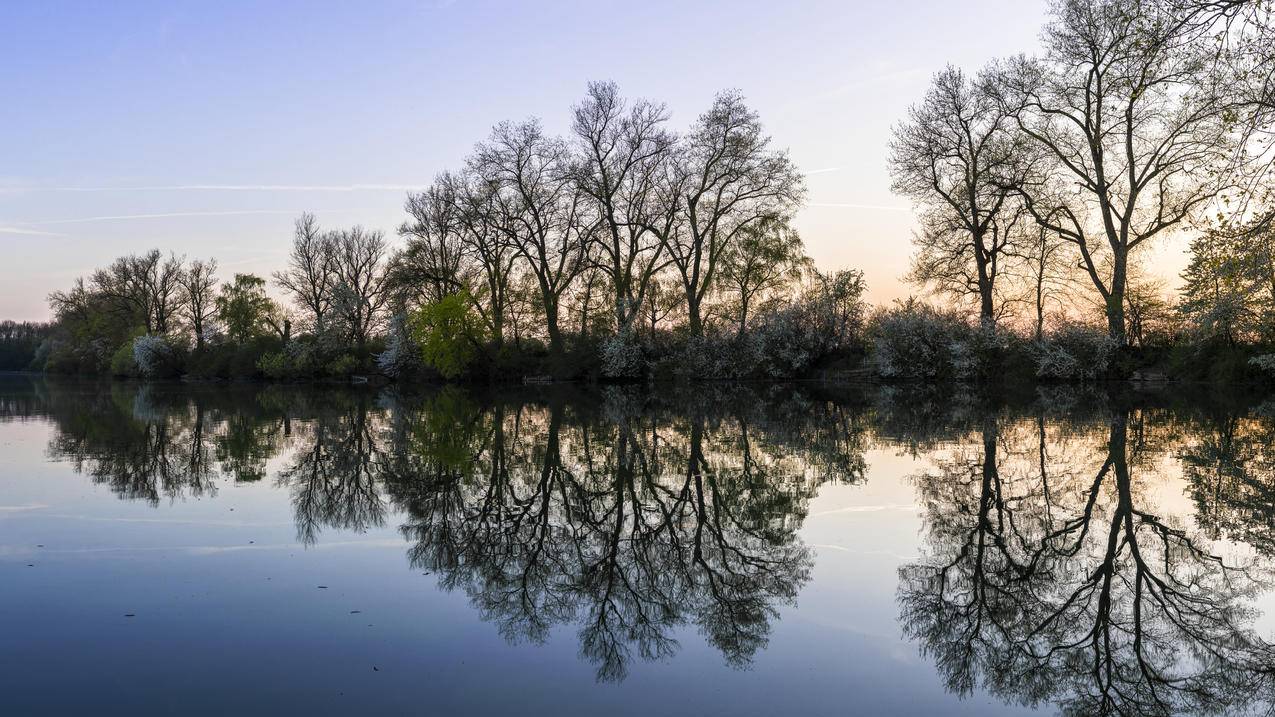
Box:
0, 321, 52, 371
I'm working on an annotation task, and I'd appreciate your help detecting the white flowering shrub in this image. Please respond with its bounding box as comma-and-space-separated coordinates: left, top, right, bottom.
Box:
376, 314, 423, 379
600, 331, 645, 378
132, 334, 179, 378
1033, 322, 1119, 380
673, 332, 764, 380
1250, 354, 1275, 375
870, 301, 976, 380
754, 308, 817, 378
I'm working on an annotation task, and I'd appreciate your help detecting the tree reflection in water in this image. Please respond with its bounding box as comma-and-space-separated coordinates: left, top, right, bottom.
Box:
18, 376, 1275, 709
29, 379, 858, 682
899, 393, 1275, 716
383, 387, 851, 680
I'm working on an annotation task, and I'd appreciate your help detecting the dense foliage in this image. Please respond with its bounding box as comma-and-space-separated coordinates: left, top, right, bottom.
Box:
0, 321, 52, 371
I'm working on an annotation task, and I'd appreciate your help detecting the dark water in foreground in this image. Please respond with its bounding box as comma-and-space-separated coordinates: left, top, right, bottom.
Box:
3, 377, 1275, 716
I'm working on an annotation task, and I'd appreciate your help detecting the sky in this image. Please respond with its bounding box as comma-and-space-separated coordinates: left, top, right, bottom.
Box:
0, 0, 1077, 322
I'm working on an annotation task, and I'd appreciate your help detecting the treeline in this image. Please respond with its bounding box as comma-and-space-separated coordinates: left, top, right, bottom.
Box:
38, 83, 872, 383
0, 321, 52, 371
886, 0, 1275, 383
29, 0, 1275, 385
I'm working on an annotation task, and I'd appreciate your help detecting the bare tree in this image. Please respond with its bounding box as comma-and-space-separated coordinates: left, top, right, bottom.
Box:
571, 81, 675, 335
274, 213, 337, 334
995, 0, 1243, 345
398, 171, 521, 347
146, 252, 186, 335
180, 258, 218, 349
445, 172, 520, 347
716, 215, 808, 338
395, 182, 469, 306
891, 66, 1029, 330
329, 227, 391, 351
80, 250, 184, 335
471, 119, 589, 356
646, 91, 805, 336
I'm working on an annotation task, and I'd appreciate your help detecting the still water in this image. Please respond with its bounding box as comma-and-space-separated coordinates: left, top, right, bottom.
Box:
2, 376, 1275, 716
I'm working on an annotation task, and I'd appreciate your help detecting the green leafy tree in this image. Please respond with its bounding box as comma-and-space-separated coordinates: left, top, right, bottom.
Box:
409, 291, 485, 379
1180, 218, 1275, 345
215, 274, 287, 344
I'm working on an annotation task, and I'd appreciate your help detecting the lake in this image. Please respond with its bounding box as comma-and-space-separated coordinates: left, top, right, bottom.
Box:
2, 375, 1274, 716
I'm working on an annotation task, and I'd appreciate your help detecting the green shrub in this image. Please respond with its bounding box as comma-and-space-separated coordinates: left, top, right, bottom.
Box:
325, 353, 358, 378
110, 341, 139, 377
257, 351, 294, 380
409, 292, 484, 379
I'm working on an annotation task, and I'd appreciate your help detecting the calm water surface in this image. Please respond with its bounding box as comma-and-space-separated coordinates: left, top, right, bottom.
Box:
2, 376, 1275, 716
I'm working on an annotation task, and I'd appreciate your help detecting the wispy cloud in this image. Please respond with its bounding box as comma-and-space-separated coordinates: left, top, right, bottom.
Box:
22, 209, 344, 226
0, 503, 48, 512
2, 183, 426, 193
0, 226, 64, 237
809, 202, 911, 212
806, 167, 841, 175
810, 66, 931, 102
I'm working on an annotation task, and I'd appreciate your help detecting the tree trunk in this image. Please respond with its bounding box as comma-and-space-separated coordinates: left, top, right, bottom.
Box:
1106, 254, 1128, 345
490, 310, 504, 349
545, 297, 564, 356
979, 286, 995, 331
686, 294, 703, 337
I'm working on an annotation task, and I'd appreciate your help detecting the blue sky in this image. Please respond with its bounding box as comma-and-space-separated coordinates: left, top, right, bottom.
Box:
0, 0, 1054, 321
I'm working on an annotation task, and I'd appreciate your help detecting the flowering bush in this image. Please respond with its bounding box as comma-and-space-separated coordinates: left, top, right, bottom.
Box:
132, 334, 181, 378
673, 332, 763, 380
376, 314, 423, 379
599, 330, 645, 378
1033, 321, 1119, 380
869, 300, 978, 380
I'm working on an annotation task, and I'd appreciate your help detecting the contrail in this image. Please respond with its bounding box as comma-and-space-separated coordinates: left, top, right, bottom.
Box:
25, 209, 348, 225
809, 202, 912, 212
0, 226, 65, 237
3, 183, 426, 193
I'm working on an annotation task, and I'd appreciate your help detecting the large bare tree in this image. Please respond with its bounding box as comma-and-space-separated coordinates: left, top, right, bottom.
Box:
394, 181, 470, 306
995, 0, 1243, 344
77, 249, 184, 335
891, 66, 1029, 329
274, 213, 337, 334
571, 81, 675, 335
471, 119, 589, 356
180, 258, 218, 349
329, 226, 391, 351
646, 91, 805, 336
397, 171, 521, 347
